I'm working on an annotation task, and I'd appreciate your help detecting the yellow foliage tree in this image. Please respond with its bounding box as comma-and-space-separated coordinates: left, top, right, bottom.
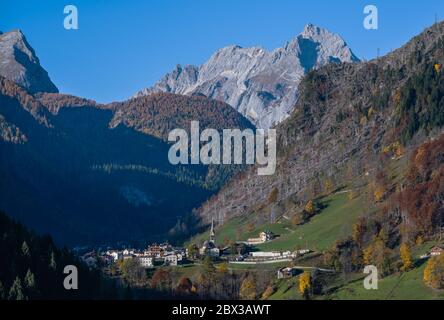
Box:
261, 286, 275, 300
373, 185, 385, 202
363, 245, 374, 265
423, 255, 444, 289
393, 89, 402, 105
298, 271, 311, 298
240, 276, 257, 300
352, 220, 365, 247
324, 179, 333, 193
348, 190, 357, 201
400, 243, 413, 271
395, 145, 404, 157
305, 200, 314, 214
218, 262, 229, 274
363, 237, 391, 274
415, 235, 424, 246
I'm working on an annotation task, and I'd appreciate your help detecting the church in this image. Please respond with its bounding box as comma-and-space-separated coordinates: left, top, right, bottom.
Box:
199, 219, 220, 257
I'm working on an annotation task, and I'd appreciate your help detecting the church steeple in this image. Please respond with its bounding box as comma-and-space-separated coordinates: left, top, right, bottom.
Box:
210, 218, 215, 243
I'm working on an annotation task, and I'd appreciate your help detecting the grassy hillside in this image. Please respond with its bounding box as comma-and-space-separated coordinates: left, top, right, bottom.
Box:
257, 192, 366, 252
190, 191, 368, 253
329, 263, 444, 300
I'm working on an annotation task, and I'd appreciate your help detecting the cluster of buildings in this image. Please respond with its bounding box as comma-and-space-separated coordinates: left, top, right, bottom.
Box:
104, 243, 186, 267
79, 219, 293, 271
80, 243, 186, 269
234, 249, 311, 263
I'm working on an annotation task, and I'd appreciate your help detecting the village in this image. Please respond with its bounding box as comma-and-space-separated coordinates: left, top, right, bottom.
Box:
77, 219, 318, 280
78, 219, 444, 284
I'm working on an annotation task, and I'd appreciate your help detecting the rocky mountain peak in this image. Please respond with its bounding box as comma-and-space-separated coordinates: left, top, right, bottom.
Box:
0, 29, 58, 94
133, 24, 359, 128
301, 23, 327, 38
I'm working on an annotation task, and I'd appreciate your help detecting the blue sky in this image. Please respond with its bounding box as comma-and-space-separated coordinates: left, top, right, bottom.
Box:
1, 0, 444, 103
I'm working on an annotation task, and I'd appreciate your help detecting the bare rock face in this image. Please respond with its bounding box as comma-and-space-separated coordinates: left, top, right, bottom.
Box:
0, 30, 58, 94
134, 24, 359, 128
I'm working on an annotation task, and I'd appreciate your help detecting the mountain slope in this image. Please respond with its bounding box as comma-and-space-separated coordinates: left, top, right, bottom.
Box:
134, 24, 359, 128
195, 21, 444, 231
109, 92, 254, 141
0, 27, 258, 245
0, 30, 58, 94
0, 75, 256, 245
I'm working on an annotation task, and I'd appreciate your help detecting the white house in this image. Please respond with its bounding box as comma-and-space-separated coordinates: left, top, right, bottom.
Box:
251, 251, 282, 258
260, 231, 274, 242
123, 249, 135, 256
430, 246, 444, 256
247, 231, 275, 244
137, 256, 154, 268
164, 254, 178, 266
277, 267, 299, 279
107, 251, 122, 262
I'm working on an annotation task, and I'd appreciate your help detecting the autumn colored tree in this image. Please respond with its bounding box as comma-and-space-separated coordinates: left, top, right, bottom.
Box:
261, 285, 275, 300
423, 255, 444, 289
218, 262, 229, 274
373, 184, 385, 202
305, 200, 314, 214
151, 268, 172, 291
268, 187, 279, 204
363, 237, 392, 275
352, 218, 367, 247
394, 135, 444, 239
400, 243, 413, 271
239, 276, 257, 300
299, 271, 311, 299
176, 277, 193, 295
324, 179, 333, 193
347, 190, 357, 201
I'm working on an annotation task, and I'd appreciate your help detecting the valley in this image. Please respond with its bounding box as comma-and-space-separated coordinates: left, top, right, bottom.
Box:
1, 14, 444, 301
